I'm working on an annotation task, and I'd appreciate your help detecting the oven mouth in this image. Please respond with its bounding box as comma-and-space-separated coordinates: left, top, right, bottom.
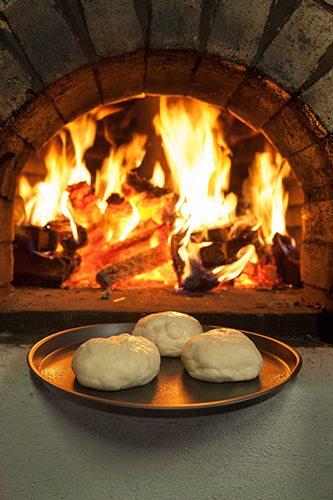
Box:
12, 94, 303, 295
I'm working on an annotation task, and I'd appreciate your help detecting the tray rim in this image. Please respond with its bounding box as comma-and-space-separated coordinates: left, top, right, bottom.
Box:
27, 323, 303, 417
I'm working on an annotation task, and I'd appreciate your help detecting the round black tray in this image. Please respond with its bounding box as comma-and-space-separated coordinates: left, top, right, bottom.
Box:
27, 323, 302, 417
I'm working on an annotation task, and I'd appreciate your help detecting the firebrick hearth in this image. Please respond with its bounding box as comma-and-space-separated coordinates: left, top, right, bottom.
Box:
0, 0, 332, 312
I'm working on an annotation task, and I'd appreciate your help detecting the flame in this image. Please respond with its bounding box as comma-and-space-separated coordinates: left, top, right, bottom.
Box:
154, 97, 235, 235
150, 162, 165, 188
244, 149, 290, 244
14, 95, 296, 290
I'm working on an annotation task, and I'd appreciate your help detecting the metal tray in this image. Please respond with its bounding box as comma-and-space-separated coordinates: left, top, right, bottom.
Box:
27, 323, 302, 417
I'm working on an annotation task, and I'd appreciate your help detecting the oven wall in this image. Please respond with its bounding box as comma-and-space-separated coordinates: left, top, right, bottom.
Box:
0, 0, 332, 306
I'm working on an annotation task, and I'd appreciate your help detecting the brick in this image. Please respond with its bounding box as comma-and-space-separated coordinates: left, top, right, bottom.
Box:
287, 136, 332, 201
286, 181, 304, 206
96, 51, 145, 104
207, 0, 272, 65
0, 241, 13, 285
145, 50, 198, 96
46, 65, 101, 123
301, 68, 333, 133
302, 285, 333, 312
286, 205, 301, 229
8, 93, 63, 149
302, 200, 333, 244
227, 70, 291, 130
81, 0, 144, 58
150, 0, 201, 51
4, 0, 89, 85
189, 55, 246, 109
257, 1, 333, 93
0, 197, 13, 241
0, 20, 34, 125
0, 284, 11, 300
262, 97, 328, 158
301, 241, 333, 292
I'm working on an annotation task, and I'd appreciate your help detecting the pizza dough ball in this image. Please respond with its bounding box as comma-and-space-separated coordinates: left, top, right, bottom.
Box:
181, 328, 263, 382
132, 311, 203, 357
72, 334, 160, 391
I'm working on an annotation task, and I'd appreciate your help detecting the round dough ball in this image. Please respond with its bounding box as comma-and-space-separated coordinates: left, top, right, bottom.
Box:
72, 334, 160, 391
181, 328, 263, 382
132, 311, 203, 357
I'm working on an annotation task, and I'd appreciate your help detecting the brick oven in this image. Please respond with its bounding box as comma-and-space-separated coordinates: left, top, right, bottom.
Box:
1, 4, 333, 500
0, 0, 332, 314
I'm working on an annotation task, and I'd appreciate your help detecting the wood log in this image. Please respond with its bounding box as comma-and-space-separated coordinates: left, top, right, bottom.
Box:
96, 239, 170, 288
272, 233, 301, 287
13, 244, 81, 288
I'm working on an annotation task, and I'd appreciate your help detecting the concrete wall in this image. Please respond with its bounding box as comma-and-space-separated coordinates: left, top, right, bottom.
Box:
1, 342, 332, 500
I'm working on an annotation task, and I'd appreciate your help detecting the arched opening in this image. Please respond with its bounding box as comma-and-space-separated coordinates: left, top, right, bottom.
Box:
0, 52, 331, 309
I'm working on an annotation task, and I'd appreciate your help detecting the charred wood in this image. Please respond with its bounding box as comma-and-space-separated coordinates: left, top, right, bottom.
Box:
273, 233, 301, 287
13, 244, 81, 288
96, 240, 170, 288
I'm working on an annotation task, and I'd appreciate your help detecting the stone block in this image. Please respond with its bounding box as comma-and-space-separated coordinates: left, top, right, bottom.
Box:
0, 241, 13, 285
145, 50, 198, 96
150, 0, 201, 51
262, 97, 328, 158
46, 65, 101, 123
81, 0, 144, 58
189, 55, 246, 109
301, 69, 333, 133
8, 93, 63, 149
257, 1, 333, 93
227, 70, 291, 130
0, 20, 34, 125
95, 51, 145, 104
287, 136, 332, 201
206, 0, 272, 65
301, 241, 333, 292
4, 0, 89, 85
302, 200, 333, 244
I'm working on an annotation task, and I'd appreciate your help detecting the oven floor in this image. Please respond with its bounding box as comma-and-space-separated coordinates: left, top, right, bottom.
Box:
0, 341, 332, 500
0, 286, 331, 344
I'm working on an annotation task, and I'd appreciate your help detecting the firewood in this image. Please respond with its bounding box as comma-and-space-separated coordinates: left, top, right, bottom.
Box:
200, 242, 226, 269
272, 233, 301, 287
13, 244, 80, 288
96, 239, 170, 288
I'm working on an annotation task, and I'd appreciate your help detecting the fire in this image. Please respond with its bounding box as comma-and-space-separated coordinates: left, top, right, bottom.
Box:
14, 96, 297, 291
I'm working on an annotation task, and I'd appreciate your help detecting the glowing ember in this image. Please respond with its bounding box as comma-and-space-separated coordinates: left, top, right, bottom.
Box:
14, 96, 298, 291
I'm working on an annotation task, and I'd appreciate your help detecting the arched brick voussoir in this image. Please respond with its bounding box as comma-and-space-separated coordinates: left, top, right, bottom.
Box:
145, 50, 200, 96
189, 55, 247, 109
6, 93, 64, 150
226, 69, 291, 131
287, 135, 333, 202
45, 65, 101, 124
261, 96, 328, 159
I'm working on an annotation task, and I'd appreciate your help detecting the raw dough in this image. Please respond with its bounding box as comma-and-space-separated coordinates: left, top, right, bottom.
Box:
181, 328, 263, 382
132, 311, 203, 357
72, 334, 161, 391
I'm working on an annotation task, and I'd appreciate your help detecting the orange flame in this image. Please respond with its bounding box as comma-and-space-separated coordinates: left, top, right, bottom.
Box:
15, 96, 295, 290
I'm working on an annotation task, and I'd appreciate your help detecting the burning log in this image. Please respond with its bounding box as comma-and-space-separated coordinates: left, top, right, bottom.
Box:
96, 232, 170, 288
13, 244, 80, 288
272, 233, 301, 287
13, 221, 86, 287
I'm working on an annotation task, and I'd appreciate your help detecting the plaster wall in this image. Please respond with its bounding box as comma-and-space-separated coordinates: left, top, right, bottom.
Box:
0, 344, 332, 500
